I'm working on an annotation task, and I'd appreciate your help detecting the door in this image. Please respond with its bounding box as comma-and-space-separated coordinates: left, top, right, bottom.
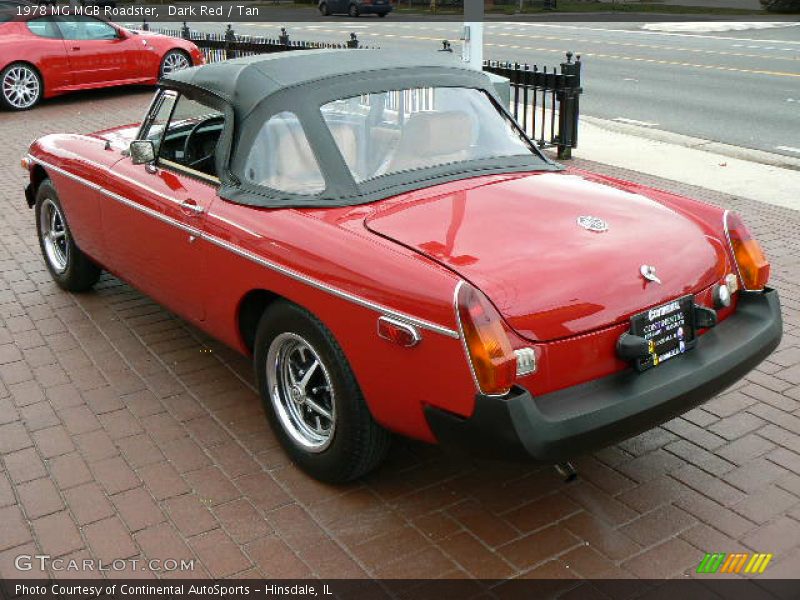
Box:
102, 90, 226, 323
55, 16, 134, 85
23, 17, 72, 90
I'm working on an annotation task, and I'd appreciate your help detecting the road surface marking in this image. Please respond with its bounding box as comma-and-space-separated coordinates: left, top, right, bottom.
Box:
613, 118, 659, 127
485, 22, 800, 46
776, 146, 800, 154
293, 22, 800, 64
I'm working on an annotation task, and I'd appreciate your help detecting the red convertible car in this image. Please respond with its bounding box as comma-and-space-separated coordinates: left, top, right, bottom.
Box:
22, 51, 782, 482
0, 10, 203, 110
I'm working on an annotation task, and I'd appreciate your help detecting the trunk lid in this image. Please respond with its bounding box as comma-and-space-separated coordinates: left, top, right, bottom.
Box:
365, 171, 725, 342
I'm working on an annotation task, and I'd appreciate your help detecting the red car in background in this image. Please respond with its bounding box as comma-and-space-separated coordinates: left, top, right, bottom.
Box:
0, 8, 203, 110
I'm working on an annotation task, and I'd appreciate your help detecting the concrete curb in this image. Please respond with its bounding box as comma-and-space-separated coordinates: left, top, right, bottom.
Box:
581, 115, 800, 172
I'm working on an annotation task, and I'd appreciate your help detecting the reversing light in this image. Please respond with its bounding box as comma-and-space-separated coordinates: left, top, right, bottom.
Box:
455, 282, 516, 396
514, 348, 537, 377
724, 211, 770, 291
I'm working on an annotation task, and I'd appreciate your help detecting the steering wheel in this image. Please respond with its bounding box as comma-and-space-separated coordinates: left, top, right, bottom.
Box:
182, 115, 224, 174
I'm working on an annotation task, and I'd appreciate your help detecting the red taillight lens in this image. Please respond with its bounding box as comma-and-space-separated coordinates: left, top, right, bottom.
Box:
456, 283, 516, 396
725, 212, 770, 291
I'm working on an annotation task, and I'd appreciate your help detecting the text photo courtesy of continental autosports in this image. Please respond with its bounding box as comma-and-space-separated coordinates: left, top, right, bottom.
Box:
1, 0, 799, 595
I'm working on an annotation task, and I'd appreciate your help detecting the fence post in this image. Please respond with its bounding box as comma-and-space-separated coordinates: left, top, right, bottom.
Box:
347, 33, 359, 49
279, 27, 290, 46
557, 51, 582, 159
142, 20, 149, 31
181, 22, 191, 40
225, 24, 237, 60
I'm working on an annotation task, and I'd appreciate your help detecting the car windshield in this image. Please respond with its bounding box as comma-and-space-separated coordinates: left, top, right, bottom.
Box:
319, 87, 536, 183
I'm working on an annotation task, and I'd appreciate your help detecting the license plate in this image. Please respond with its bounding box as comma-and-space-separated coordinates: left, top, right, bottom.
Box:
629, 295, 696, 372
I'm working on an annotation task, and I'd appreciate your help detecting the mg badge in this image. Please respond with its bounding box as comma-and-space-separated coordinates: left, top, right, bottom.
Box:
640, 265, 662, 284
577, 215, 609, 232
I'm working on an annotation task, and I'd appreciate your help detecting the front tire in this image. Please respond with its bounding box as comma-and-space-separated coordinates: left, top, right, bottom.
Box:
159, 50, 191, 79
1, 63, 42, 111
35, 180, 101, 292
319, 2, 331, 15
254, 301, 391, 483
348, 3, 359, 16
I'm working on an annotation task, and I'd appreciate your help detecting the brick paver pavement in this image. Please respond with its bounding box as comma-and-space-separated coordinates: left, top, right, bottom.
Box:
0, 88, 799, 583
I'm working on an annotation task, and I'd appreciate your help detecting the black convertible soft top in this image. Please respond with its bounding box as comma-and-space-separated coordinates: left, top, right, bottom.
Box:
164, 49, 481, 121
158, 49, 558, 208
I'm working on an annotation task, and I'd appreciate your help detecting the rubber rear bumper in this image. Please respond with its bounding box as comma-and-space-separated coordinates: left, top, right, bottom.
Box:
425, 288, 783, 463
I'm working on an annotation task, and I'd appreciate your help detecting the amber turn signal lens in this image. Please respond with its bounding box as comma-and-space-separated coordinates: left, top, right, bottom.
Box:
21, 157, 31, 171
725, 212, 770, 291
456, 282, 516, 396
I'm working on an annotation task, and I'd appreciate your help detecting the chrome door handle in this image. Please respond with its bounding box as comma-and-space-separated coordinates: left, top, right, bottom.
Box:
180, 200, 203, 216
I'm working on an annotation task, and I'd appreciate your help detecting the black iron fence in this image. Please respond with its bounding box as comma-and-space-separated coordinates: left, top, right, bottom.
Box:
484, 52, 582, 159
142, 23, 374, 62
143, 23, 581, 159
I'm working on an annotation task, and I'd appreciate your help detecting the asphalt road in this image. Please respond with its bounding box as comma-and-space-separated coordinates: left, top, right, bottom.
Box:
140, 20, 800, 158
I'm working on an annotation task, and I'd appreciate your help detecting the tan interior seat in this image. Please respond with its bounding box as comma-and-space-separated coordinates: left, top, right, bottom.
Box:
245, 116, 357, 194
387, 111, 475, 173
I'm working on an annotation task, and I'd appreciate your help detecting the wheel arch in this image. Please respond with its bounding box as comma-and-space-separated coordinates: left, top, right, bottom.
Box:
237, 288, 282, 355
27, 164, 50, 206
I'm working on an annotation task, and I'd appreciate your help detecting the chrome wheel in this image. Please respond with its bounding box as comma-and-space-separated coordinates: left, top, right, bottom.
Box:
39, 198, 69, 274
2, 65, 40, 110
267, 333, 336, 452
160, 51, 190, 76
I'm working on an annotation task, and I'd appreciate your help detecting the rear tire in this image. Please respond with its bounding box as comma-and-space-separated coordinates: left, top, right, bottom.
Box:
254, 301, 391, 483
35, 180, 101, 292
319, 2, 330, 15
1, 63, 42, 111
378, 11, 387, 16
348, 3, 359, 16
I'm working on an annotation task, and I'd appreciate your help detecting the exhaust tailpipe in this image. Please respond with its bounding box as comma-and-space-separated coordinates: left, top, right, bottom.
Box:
554, 462, 577, 483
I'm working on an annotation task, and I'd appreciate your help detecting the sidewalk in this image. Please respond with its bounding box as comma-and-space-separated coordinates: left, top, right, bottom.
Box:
568, 115, 800, 212
0, 89, 799, 583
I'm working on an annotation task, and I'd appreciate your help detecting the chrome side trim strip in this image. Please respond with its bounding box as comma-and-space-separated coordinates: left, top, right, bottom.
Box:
29, 155, 460, 339
200, 233, 459, 338
29, 156, 200, 236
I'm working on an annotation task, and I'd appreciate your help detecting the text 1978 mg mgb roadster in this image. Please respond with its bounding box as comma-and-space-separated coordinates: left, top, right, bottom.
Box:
22, 50, 782, 482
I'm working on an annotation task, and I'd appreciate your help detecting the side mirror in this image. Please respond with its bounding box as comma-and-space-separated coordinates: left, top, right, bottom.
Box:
129, 140, 155, 165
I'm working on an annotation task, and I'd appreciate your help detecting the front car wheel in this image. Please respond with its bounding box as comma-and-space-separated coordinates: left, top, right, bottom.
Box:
35, 180, 101, 291
159, 50, 191, 78
1, 63, 42, 111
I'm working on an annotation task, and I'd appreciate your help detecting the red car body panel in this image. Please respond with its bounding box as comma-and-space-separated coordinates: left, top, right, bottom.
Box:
365, 170, 732, 342
0, 19, 203, 99
26, 122, 744, 444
